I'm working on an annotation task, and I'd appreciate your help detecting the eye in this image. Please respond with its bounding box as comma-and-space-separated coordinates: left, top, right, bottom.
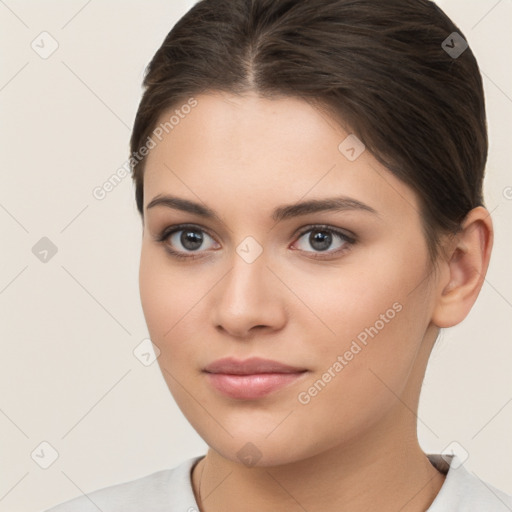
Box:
155, 224, 219, 260
292, 225, 356, 258
155, 223, 356, 261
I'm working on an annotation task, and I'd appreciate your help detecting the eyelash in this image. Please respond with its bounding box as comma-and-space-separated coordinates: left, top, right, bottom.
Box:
154, 223, 357, 261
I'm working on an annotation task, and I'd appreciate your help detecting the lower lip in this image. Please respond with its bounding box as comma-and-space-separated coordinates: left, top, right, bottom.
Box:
205, 372, 306, 400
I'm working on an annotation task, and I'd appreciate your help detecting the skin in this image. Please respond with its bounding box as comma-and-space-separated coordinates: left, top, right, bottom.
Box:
138, 90, 493, 512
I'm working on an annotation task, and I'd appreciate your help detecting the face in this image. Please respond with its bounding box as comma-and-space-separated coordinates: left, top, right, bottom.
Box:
139, 91, 440, 466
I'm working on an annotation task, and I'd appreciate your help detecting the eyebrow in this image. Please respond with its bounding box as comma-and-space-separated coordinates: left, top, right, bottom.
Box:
146, 194, 378, 223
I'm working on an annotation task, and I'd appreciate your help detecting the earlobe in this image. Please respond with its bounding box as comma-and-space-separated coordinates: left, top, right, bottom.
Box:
431, 206, 493, 328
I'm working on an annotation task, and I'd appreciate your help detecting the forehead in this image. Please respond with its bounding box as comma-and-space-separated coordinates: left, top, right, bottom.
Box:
146, 91, 342, 174
142, 91, 421, 223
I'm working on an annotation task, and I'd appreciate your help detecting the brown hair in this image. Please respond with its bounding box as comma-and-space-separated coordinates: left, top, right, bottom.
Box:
129, 0, 487, 260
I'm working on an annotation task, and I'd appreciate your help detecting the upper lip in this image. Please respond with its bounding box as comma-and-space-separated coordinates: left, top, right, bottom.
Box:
203, 357, 307, 375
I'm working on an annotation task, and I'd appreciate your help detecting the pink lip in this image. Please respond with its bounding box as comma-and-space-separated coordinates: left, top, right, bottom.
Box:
203, 357, 308, 400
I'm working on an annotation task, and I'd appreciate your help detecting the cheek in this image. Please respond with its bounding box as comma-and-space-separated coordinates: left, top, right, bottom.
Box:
284, 254, 416, 356
139, 252, 169, 340
297, 251, 431, 397
284, 294, 428, 454
139, 245, 197, 340
138, 245, 215, 381
300, 302, 426, 445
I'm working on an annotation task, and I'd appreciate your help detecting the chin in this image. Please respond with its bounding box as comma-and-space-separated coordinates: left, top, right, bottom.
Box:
198, 427, 322, 468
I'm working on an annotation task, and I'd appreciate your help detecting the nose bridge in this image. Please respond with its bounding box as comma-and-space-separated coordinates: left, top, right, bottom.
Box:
221, 239, 270, 310
211, 236, 285, 336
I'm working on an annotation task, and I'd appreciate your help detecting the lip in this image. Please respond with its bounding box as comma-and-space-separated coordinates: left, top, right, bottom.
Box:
203, 357, 308, 400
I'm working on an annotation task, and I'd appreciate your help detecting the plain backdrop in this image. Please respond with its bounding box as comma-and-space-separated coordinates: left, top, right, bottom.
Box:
0, 1, 511, 511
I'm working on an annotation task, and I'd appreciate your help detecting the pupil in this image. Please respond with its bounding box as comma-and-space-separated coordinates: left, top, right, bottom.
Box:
310, 230, 331, 251
181, 230, 203, 250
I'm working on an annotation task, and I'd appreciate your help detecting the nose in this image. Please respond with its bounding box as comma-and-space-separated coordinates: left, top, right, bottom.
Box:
210, 250, 287, 339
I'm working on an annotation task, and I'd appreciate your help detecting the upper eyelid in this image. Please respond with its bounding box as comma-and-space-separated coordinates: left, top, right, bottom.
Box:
160, 223, 355, 248
160, 223, 217, 241
295, 224, 355, 240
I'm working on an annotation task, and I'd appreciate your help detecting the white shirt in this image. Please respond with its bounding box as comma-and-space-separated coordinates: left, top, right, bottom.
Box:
43, 454, 512, 511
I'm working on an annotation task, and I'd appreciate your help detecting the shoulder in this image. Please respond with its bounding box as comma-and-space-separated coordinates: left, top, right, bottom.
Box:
427, 454, 512, 511
41, 456, 203, 512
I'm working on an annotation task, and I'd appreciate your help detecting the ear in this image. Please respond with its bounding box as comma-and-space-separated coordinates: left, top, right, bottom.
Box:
431, 206, 493, 328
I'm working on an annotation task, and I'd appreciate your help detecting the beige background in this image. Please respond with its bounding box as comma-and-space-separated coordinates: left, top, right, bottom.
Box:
0, 1, 511, 510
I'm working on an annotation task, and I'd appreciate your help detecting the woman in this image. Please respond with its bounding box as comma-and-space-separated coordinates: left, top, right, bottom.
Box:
44, 0, 512, 510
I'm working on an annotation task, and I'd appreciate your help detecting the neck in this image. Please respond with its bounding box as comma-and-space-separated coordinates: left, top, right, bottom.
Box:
192, 408, 445, 512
